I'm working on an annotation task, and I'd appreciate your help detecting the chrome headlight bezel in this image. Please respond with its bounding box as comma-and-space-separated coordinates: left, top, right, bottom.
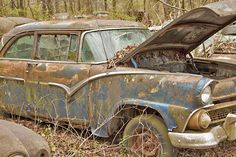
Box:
199, 80, 214, 105
201, 86, 212, 104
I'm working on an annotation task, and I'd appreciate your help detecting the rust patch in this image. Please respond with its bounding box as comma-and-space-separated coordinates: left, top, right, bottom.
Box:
168, 105, 191, 132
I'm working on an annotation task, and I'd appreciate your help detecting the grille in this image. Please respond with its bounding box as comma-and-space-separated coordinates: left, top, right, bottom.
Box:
208, 107, 236, 124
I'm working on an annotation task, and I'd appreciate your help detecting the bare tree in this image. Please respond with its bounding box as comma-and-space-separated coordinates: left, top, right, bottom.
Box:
85, 0, 93, 14
69, 0, 74, 14
77, 0, 81, 11
127, 0, 134, 16
41, 0, 47, 15
55, 0, 59, 13
143, 0, 146, 11
104, 0, 108, 11
63, 0, 67, 12
46, 0, 54, 16
112, 0, 116, 13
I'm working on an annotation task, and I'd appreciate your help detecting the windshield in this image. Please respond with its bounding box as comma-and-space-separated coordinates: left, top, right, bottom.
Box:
81, 29, 152, 62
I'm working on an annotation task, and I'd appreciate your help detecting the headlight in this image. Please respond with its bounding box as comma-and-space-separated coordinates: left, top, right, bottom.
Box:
187, 109, 211, 130
201, 86, 212, 104
199, 112, 211, 129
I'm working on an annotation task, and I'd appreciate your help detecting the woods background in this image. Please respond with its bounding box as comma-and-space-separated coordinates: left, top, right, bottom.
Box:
0, 0, 220, 25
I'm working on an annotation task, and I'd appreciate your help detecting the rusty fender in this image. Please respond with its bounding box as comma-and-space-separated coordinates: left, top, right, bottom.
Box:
67, 71, 212, 137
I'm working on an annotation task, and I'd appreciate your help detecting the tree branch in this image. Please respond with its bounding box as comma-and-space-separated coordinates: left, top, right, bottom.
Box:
157, 0, 189, 12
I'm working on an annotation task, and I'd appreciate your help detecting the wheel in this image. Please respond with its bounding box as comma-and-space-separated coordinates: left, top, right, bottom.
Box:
122, 114, 174, 157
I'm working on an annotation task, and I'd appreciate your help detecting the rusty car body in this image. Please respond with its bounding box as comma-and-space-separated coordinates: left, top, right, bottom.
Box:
0, 120, 50, 157
0, 17, 35, 37
0, 0, 236, 156
208, 22, 236, 62
0, 17, 35, 49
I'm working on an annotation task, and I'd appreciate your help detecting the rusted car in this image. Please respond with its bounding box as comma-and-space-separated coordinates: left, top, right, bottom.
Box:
0, 17, 35, 49
0, 0, 236, 156
193, 22, 236, 62
0, 120, 50, 157
208, 22, 236, 62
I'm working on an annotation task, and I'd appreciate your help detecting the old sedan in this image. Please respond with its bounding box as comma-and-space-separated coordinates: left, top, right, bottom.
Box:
0, 0, 236, 156
208, 22, 236, 62
0, 17, 35, 49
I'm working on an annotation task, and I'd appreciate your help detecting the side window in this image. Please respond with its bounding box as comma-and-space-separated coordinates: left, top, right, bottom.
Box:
81, 38, 95, 62
5, 35, 34, 59
37, 34, 78, 61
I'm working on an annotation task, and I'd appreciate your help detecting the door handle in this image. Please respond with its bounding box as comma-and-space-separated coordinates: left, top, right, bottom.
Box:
26, 62, 39, 73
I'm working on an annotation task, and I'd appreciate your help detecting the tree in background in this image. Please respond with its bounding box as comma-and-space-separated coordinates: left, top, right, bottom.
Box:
0, 0, 220, 25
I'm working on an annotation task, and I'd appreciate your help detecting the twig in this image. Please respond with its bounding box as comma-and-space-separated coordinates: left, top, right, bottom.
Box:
157, 0, 189, 12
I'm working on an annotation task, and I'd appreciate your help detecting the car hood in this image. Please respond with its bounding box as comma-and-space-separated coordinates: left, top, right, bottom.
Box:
119, 0, 236, 63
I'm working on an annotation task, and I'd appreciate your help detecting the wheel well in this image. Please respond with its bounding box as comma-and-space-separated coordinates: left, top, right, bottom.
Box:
108, 104, 164, 136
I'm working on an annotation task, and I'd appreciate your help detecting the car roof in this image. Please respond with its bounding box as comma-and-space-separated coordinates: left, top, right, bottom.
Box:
0, 17, 35, 36
8, 19, 144, 33
2, 19, 145, 45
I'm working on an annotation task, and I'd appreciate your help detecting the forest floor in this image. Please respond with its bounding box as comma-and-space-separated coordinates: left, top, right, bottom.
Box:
3, 115, 236, 157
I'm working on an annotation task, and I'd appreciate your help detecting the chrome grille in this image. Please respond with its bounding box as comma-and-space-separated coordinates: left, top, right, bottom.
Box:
208, 107, 236, 123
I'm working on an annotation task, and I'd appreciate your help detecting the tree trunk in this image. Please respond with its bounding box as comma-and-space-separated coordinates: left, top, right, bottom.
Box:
55, 0, 59, 13
77, 0, 81, 11
163, 0, 171, 19
36, 0, 41, 6
46, 0, 53, 16
10, 0, 16, 9
104, 0, 108, 11
41, 0, 47, 15
18, 0, 25, 16
143, 0, 146, 11
181, 0, 185, 10
63, 0, 67, 12
127, 0, 134, 16
27, 0, 34, 18
85, 0, 93, 14
69, 0, 74, 14
112, 0, 116, 13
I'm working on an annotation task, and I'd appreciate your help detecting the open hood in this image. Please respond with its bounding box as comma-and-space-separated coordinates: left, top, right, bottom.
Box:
119, 0, 236, 63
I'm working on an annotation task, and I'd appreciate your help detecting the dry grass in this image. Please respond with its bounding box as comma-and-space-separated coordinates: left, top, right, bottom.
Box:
2, 114, 236, 157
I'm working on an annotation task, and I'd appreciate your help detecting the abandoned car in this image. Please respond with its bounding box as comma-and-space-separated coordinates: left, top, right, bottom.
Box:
0, 120, 50, 157
0, 17, 35, 49
208, 21, 236, 62
0, 0, 236, 156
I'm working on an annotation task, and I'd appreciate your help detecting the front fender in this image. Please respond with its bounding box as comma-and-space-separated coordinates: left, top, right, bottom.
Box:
80, 71, 210, 137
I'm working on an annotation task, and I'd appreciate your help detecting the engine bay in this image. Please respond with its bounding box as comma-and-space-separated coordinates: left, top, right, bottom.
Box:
132, 50, 188, 73
120, 49, 236, 80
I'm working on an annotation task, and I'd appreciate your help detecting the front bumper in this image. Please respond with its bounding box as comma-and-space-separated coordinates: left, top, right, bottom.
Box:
168, 114, 236, 149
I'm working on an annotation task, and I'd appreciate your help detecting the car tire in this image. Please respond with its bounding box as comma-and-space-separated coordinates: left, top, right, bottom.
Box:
122, 114, 174, 157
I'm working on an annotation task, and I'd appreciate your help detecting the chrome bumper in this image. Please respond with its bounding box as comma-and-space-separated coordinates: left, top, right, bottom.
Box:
168, 114, 236, 149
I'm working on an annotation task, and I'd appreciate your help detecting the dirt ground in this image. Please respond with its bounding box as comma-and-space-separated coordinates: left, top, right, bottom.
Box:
3, 115, 236, 157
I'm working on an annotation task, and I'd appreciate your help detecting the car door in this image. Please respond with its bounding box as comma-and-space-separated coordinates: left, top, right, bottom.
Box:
0, 33, 35, 116
25, 31, 91, 127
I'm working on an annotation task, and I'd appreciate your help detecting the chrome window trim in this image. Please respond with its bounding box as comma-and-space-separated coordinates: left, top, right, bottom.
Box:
68, 70, 202, 96
0, 58, 78, 64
